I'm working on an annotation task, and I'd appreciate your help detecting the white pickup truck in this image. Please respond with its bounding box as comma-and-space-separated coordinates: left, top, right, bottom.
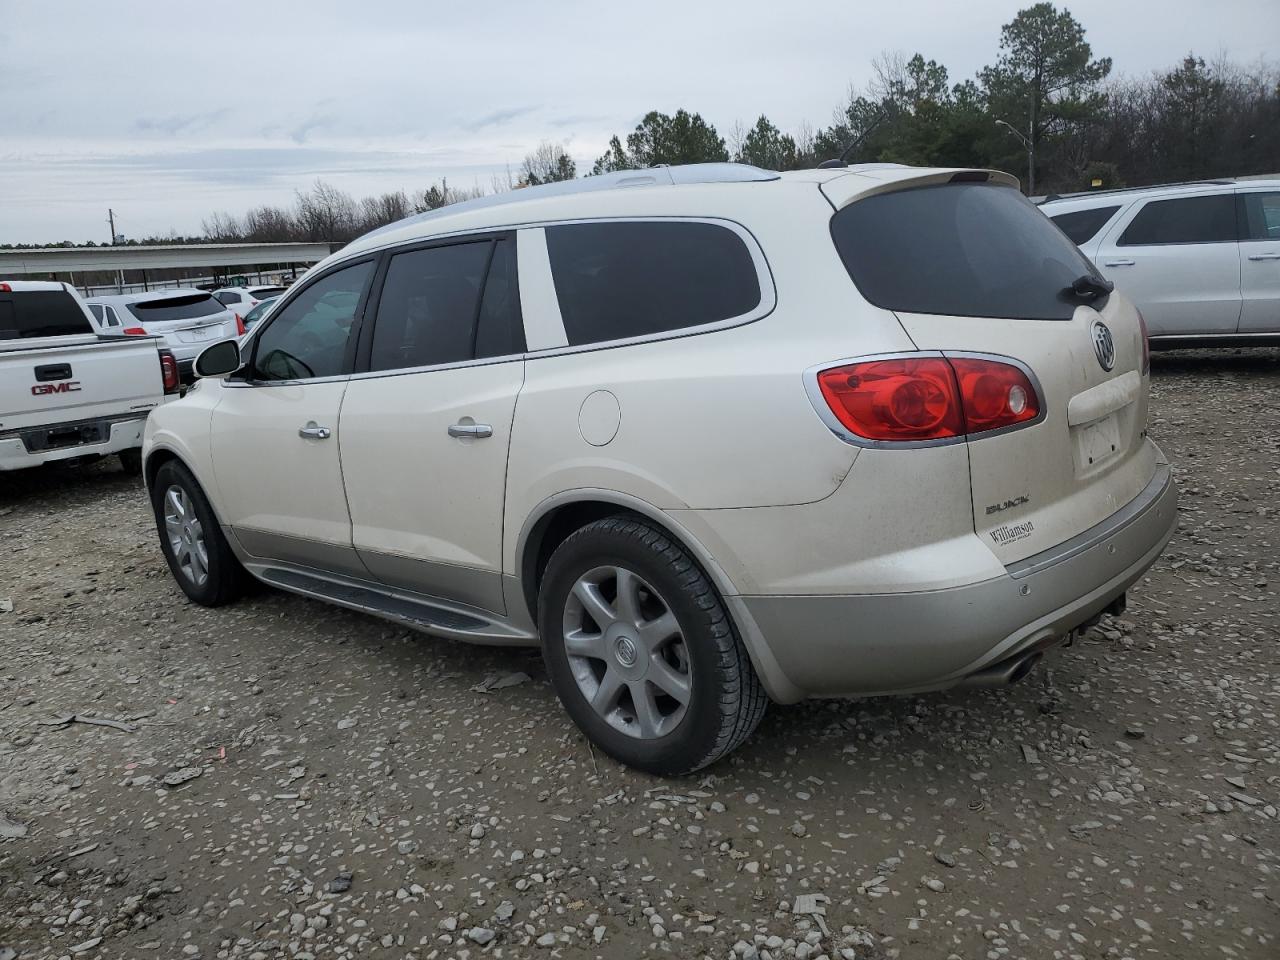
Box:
0, 280, 179, 474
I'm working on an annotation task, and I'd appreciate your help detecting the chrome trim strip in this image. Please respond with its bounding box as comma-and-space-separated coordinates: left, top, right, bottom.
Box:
1005, 461, 1173, 580
801, 350, 1049, 449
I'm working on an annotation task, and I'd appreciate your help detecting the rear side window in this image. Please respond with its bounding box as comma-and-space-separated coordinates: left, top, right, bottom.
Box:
127, 293, 225, 323
369, 237, 523, 372
545, 221, 761, 346
1050, 205, 1121, 245
0, 291, 93, 339
1241, 191, 1280, 241
214, 291, 239, 305
1119, 194, 1237, 246
831, 182, 1098, 321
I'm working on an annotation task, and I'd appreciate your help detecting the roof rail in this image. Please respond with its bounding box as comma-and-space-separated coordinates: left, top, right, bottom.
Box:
1040, 178, 1237, 203
360, 163, 781, 241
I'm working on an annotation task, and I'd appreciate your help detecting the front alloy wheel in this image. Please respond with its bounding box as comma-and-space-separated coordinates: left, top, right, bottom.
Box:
163, 484, 209, 588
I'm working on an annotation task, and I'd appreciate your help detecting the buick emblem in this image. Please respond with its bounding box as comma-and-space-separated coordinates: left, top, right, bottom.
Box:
1091, 320, 1115, 371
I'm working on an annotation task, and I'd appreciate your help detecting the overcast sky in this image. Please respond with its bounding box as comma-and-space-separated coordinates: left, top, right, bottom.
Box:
2, 0, 1277, 244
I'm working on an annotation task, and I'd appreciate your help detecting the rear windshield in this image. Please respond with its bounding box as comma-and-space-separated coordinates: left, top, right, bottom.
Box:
830, 182, 1100, 321
126, 293, 224, 323
0, 290, 94, 339
1050, 205, 1121, 245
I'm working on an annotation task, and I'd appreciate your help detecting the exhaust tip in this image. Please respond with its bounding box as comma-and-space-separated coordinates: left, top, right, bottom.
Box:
1008, 651, 1042, 684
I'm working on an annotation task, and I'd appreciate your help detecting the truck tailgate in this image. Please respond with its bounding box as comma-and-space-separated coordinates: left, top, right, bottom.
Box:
0, 335, 164, 433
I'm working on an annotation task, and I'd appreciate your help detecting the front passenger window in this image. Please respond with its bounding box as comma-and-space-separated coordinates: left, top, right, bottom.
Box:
251, 260, 373, 381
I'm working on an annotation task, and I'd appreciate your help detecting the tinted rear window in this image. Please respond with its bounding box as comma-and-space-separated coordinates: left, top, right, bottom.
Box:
127, 293, 225, 323
830, 182, 1098, 321
0, 291, 93, 339
1119, 194, 1237, 246
546, 221, 761, 346
1050, 205, 1121, 245
249, 286, 287, 298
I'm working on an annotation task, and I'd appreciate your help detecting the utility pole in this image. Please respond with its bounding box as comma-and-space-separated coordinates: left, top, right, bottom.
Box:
995, 119, 1035, 195
107, 209, 117, 245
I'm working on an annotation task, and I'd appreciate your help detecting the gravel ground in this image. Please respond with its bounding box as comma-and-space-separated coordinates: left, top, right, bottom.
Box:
1, 350, 1277, 960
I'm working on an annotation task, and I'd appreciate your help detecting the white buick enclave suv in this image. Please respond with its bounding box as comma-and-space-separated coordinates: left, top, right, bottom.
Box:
142, 162, 1178, 774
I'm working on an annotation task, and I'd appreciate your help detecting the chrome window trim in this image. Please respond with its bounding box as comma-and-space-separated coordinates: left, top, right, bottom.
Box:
802, 350, 1049, 449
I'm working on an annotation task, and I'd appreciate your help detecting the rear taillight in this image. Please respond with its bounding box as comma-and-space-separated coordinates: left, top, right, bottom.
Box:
0, 282, 11, 292
158, 350, 180, 394
814, 355, 1040, 443
122, 326, 147, 336
1135, 308, 1150, 375
235, 313, 246, 336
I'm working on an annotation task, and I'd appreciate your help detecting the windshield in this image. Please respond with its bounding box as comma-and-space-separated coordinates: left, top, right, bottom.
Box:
830, 181, 1102, 321
0, 290, 94, 339
127, 293, 225, 323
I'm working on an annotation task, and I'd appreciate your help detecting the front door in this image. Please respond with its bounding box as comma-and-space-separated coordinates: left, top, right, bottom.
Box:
1238, 189, 1280, 334
339, 235, 526, 615
210, 258, 376, 577
1094, 191, 1241, 337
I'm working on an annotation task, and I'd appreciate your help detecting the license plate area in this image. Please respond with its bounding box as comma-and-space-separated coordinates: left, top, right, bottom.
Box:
1072, 413, 1122, 473
22, 422, 107, 452
179, 326, 220, 343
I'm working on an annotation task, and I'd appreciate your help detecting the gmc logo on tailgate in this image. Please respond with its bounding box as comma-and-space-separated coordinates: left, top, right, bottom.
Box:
32, 381, 81, 396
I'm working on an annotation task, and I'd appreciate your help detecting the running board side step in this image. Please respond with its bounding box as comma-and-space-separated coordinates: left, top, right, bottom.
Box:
253, 565, 538, 646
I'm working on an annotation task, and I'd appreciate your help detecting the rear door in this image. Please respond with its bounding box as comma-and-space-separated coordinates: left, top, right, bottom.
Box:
825, 174, 1156, 565
338, 234, 525, 614
1093, 191, 1241, 336
1238, 188, 1280, 333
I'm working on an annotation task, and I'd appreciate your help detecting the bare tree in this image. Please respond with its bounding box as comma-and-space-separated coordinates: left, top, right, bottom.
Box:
521, 141, 578, 186
242, 205, 298, 242
201, 211, 243, 241
358, 190, 411, 233
294, 180, 358, 242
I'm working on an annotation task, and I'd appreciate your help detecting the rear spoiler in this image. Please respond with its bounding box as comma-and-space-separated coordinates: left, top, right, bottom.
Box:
820, 167, 1021, 212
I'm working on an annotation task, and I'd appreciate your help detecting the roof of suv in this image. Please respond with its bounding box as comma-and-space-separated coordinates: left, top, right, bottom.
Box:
342, 162, 1018, 260
87, 288, 213, 305
1039, 177, 1280, 212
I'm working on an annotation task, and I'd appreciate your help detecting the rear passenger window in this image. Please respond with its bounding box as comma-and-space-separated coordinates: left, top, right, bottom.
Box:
545, 221, 761, 346
369, 238, 523, 372
1050, 205, 1120, 245
1241, 192, 1280, 241
1119, 195, 1237, 246
0, 291, 94, 339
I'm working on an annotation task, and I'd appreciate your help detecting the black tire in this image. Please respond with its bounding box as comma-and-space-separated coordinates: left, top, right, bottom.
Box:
150, 459, 250, 606
118, 449, 143, 476
539, 516, 767, 776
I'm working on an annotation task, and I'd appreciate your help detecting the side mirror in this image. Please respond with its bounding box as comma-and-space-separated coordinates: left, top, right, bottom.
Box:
193, 339, 242, 378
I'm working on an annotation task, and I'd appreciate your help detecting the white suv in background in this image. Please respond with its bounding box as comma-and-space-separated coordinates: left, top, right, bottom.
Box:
212, 285, 288, 315
142, 163, 1177, 774
87, 289, 241, 380
1040, 179, 1280, 346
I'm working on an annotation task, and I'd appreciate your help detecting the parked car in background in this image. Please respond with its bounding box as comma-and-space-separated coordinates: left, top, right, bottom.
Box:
86, 289, 241, 380
1039, 179, 1280, 346
212, 285, 287, 315
239, 295, 280, 334
142, 162, 1177, 774
1, 280, 178, 473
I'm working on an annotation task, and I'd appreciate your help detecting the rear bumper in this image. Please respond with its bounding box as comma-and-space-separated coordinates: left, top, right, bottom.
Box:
733, 461, 1178, 703
0, 416, 146, 471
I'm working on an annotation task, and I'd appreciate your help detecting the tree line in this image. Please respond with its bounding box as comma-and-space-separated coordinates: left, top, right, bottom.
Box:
7, 3, 1275, 251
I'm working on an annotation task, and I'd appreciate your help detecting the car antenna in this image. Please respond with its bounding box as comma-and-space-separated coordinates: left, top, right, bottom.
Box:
817, 109, 888, 169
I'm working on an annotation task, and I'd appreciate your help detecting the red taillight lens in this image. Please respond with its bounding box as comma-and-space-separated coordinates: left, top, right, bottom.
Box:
122, 326, 147, 336
0, 282, 11, 292
1135, 308, 1150, 375
159, 351, 180, 394
815, 356, 1040, 443
948, 358, 1040, 433
817, 358, 965, 442
235, 313, 246, 336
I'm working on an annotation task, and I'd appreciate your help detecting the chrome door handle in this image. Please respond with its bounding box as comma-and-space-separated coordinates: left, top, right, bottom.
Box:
1247, 253, 1280, 261
298, 422, 331, 440
1104, 259, 1135, 267
448, 422, 493, 439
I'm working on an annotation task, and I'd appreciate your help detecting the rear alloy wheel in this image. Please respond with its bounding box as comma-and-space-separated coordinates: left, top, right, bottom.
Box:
150, 460, 250, 607
540, 516, 767, 775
